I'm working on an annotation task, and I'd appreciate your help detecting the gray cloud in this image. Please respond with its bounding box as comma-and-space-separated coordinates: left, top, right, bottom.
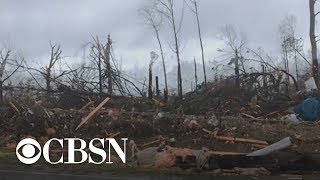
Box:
0, 0, 310, 68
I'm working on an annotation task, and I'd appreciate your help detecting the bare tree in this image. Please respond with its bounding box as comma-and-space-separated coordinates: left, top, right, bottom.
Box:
193, 57, 198, 89
27, 42, 69, 93
156, 0, 184, 99
185, 0, 207, 84
0, 47, 24, 103
247, 48, 299, 92
279, 15, 303, 91
218, 25, 247, 89
140, 4, 168, 100
65, 63, 98, 92
309, 0, 319, 86
90, 35, 114, 96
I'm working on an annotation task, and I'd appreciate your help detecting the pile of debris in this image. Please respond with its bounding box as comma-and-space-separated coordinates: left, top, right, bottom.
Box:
1, 90, 320, 176
179, 81, 295, 117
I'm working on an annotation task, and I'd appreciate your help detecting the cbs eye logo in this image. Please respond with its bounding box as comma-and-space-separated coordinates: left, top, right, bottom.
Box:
16, 138, 42, 164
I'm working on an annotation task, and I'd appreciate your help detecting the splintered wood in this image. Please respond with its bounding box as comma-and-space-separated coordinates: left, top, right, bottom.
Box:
76, 97, 110, 130
202, 128, 268, 145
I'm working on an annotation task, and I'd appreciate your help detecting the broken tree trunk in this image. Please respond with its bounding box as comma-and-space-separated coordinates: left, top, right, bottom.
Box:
235, 49, 240, 90
98, 53, 103, 96
194, 57, 198, 89
155, 76, 160, 97
148, 52, 157, 99
0, 82, 3, 104
309, 0, 319, 87
106, 34, 113, 95
247, 137, 291, 157
76, 97, 110, 130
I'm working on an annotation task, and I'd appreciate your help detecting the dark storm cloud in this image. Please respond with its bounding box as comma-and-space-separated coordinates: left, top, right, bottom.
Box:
0, 0, 309, 67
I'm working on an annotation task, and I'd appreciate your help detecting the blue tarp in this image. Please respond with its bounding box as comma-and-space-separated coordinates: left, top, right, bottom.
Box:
294, 97, 320, 122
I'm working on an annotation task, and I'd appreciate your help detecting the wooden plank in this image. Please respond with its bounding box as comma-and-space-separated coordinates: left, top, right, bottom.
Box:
208, 151, 247, 156
79, 101, 94, 112
76, 97, 110, 130
241, 113, 264, 121
202, 128, 268, 145
215, 136, 269, 145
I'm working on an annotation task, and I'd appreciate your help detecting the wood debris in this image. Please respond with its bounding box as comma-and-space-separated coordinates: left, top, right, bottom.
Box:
202, 128, 268, 145
9, 102, 20, 115
79, 101, 94, 113
76, 97, 110, 130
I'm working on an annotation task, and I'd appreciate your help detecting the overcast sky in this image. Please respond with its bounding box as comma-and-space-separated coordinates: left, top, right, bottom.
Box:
0, 0, 310, 71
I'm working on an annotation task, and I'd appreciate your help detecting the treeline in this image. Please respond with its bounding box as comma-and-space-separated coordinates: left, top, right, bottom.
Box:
0, 0, 319, 104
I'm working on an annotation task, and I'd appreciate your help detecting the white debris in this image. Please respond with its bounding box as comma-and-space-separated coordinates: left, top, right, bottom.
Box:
156, 112, 164, 119
169, 138, 175, 143
305, 77, 318, 92
192, 147, 209, 169
208, 114, 219, 127
282, 114, 301, 124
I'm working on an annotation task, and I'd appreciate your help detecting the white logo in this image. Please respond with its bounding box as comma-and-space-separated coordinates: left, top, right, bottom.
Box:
16, 138, 127, 165
16, 138, 42, 164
